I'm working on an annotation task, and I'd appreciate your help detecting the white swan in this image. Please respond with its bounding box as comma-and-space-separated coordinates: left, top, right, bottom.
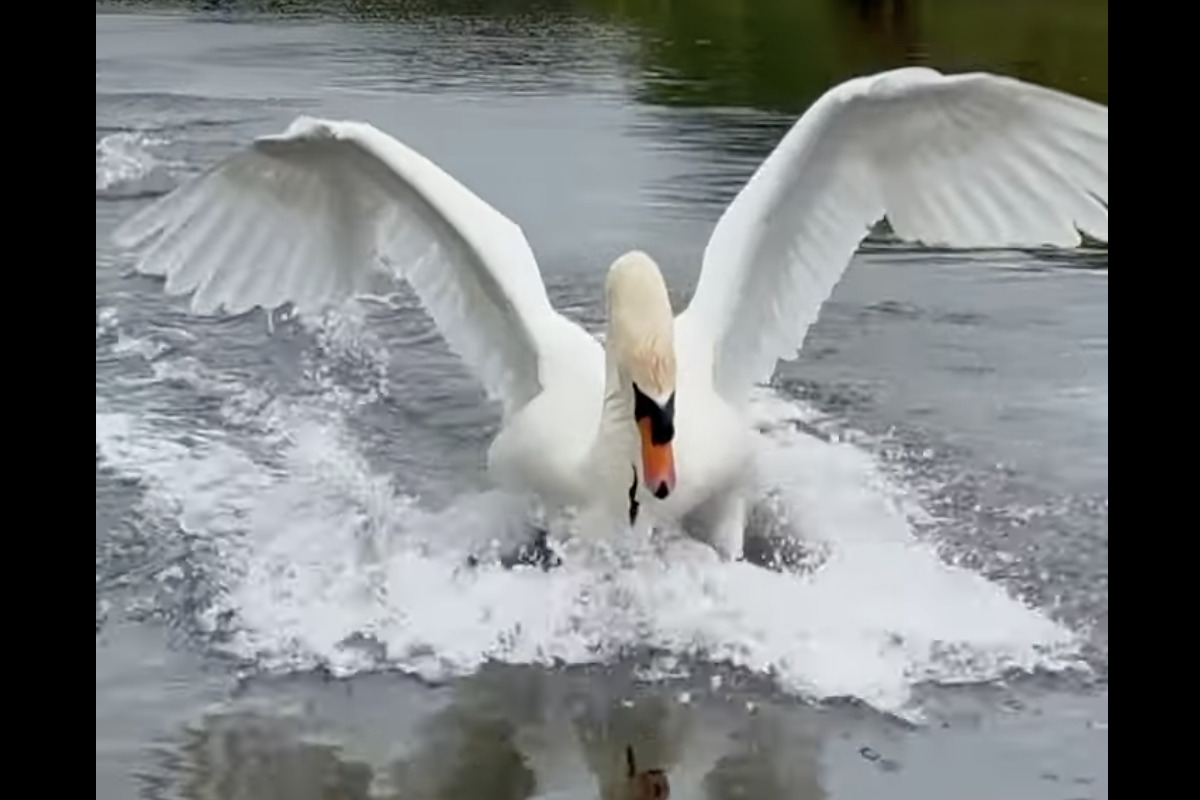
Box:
112, 67, 1108, 560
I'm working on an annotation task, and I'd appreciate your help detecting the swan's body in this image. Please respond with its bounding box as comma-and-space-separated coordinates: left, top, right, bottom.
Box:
113, 67, 1108, 560
482, 248, 755, 556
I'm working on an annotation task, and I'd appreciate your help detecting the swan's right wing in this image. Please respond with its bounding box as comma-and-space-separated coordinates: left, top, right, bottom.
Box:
114, 116, 577, 414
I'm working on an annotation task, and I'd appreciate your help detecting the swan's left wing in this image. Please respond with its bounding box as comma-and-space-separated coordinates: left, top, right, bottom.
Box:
675, 67, 1108, 406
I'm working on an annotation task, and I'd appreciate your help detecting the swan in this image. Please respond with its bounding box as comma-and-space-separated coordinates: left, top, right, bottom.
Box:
111, 67, 1108, 561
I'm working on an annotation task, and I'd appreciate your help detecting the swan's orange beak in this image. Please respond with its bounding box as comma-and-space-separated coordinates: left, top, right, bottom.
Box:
638, 417, 676, 500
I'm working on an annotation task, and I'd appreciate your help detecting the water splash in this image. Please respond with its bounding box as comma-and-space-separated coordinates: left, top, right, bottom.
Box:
95, 335, 1085, 719
96, 132, 177, 198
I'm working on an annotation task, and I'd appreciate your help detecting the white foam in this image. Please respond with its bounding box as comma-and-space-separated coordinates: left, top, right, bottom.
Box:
96, 306, 120, 341
95, 348, 1085, 719
96, 132, 176, 196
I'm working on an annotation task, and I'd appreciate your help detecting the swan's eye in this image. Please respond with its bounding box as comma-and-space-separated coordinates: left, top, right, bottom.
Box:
632, 383, 675, 444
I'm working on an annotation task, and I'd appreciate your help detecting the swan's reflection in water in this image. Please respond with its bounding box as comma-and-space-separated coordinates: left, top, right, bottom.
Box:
159, 706, 375, 800
147, 664, 828, 799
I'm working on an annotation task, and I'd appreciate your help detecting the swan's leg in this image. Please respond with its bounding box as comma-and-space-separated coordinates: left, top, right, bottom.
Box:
686, 489, 747, 561
461, 493, 563, 571
500, 526, 562, 571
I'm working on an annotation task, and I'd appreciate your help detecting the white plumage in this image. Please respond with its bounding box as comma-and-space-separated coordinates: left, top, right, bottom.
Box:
113, 67, 1108, 559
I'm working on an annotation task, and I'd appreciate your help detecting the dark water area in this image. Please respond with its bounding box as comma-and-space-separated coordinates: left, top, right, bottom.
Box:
97, 1, 1107, 797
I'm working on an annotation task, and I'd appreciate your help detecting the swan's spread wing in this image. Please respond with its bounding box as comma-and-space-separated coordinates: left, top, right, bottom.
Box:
676, 67, 1108, 405
114, 116, 567, 413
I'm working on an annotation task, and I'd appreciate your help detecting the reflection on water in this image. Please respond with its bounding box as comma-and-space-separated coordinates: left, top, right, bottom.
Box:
145, 667, 829, 799
837, 0, 921, 63
624, 746, 671, 800
153, 708, 375, 799
112, 0, 1107, 110
598, 0, 1106, 111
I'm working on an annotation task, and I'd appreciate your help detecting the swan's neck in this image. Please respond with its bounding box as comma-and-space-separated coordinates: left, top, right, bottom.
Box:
582, 340, 640, 518
576, 250, 678, 528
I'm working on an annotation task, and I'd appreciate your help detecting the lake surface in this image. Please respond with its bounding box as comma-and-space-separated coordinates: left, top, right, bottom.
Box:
96, 1, 1108, 797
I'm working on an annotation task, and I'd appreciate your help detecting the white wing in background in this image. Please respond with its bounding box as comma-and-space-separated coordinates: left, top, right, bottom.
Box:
676, 67, 1108, 406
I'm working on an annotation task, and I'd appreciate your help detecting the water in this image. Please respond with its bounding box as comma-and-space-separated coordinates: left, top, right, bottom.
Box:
96, 1, 1108, 797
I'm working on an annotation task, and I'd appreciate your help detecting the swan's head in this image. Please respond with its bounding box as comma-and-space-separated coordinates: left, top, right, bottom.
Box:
606, 251, 677, 501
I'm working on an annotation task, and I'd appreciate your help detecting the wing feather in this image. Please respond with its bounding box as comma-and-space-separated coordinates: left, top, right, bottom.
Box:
677, 68, 1108, 405
114, 116, 593, 414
